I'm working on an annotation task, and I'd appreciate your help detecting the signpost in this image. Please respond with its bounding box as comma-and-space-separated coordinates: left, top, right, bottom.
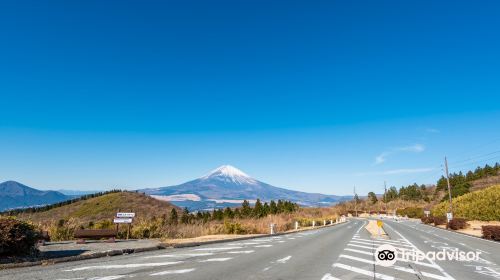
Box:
377, 220, 383, 236
424, 210, 430, 217
116, 212, 136, 218
113, 218, 133, 224
446, 212, 453, 222
114, 211, 135, 239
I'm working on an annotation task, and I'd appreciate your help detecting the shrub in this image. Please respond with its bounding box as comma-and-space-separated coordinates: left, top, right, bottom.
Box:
432, 185, 500, 221
396, 207, 424, 218
223, 221, 247, 234
421, 216, 433, 224
482, 226, 500, 241
47, 218, 79, 241
0, 217, 41, 257
447, 218, 468, 230
433, 216, 447, 226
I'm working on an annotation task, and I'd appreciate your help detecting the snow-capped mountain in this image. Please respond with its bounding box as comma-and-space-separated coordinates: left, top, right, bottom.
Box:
140, 165, 352, 210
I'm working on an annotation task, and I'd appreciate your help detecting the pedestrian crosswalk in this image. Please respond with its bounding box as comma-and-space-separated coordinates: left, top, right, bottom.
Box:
325, 227, 455, 280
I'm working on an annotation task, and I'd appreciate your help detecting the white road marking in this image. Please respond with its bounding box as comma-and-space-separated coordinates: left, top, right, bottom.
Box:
276, 256, 292, 263
347, 243, 373, 250
64, 262, 182, 271
344, 248, 373, 255
338, 254, 447, 280
384, 223, 455, 280
143, 253, 213, 258
87, 276, 130, 280
321, 273, 341, 280
254, 244, 273, 248
193, 246, 242, 251
150, 268, 196, 276
332, 263, 394, 280
198, 257, 232, 262
351, 239, 413, 248
353, 237, 409, 246
227, 250, 254, 254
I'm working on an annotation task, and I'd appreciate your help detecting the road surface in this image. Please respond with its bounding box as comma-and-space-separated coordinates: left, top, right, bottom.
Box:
1, 219, 499, 280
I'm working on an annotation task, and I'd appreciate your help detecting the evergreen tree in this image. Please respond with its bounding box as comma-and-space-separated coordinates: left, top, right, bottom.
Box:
269, 200, 278, 214
253, 199, 264, 218
263, 202, 270, 216
169, 208, 178, 225
181, 207, 190, 224
367, 192, 378, 204
223, 207, 234, 219
241, 200, 251, 217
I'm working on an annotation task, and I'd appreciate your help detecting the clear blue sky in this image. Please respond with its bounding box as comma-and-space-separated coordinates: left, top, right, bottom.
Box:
1, 1, 499, 195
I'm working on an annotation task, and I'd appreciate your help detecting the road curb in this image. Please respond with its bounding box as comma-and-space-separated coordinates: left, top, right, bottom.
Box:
0, 245, 167, 270
168, 221, 348, 248
419, 222, 499, 244
0, 221, 348, 270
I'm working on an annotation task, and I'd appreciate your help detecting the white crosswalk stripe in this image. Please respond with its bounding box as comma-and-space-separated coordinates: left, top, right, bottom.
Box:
326, 226, 454, 280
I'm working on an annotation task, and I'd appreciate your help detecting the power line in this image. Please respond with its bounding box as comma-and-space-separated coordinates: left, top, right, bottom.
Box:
448, 150, 500, 166
447, 155, 500, 171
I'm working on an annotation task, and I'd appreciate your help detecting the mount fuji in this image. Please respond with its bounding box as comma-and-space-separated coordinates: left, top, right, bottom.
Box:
140, 165, 352, 210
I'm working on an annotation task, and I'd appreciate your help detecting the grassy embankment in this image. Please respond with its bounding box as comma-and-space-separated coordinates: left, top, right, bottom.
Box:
4, 192, 340, 241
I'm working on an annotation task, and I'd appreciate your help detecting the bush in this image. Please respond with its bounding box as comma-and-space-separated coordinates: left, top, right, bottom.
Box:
433, 216, 447, 226
0, 217, 41, 257
482, 226, 500, 241
396, 207, 424, 218
432, 185, 500, 221
447, 218, 468, 230
47, 218, 79, 241
421, 216, 433, 224
223, 221, 247, 234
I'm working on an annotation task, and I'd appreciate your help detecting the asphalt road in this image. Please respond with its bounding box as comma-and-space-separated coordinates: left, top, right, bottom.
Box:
1, 219, 499, 280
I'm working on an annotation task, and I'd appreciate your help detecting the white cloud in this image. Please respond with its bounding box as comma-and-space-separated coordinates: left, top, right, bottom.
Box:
426, 128, 440, 133
396, 144, 425, 153
356, 168, 434, 177
374, 144, 425, 165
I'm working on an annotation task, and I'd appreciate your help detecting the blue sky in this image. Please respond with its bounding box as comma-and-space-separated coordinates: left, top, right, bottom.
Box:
1, 1, 499, 195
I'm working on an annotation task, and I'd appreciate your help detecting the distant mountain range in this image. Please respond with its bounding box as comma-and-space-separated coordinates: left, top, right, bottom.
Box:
1, 165, 352, 211
140, 165, 352, 210
0, 181, 70, 211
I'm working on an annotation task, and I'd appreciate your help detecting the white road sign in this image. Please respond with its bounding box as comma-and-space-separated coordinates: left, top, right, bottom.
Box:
114, 218, 133, 224
446, 212, 453, 221
116, 212, 135, 218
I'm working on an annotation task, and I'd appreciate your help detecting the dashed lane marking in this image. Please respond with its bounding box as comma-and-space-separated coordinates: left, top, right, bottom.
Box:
143, 253, 213, 258
276, 256, 292, 264
150, 268, 196, 276
198, 258, 232, 262
193, 247, 243, 251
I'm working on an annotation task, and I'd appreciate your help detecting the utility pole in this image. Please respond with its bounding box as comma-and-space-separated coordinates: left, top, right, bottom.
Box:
354, 186, 358, 217
444, 156, 453, 219
384, 181, 387, 215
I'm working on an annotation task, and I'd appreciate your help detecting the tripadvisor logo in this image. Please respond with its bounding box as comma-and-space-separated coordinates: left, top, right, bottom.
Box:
375, 244, 397, 267
375, 243, 483, 267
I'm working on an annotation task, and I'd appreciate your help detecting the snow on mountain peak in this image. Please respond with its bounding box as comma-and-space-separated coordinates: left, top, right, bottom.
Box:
202, 165, 257, 185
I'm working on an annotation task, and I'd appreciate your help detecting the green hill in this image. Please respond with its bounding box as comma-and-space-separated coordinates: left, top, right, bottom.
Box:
432, 185, 500, 221
11, 191, 179, 226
